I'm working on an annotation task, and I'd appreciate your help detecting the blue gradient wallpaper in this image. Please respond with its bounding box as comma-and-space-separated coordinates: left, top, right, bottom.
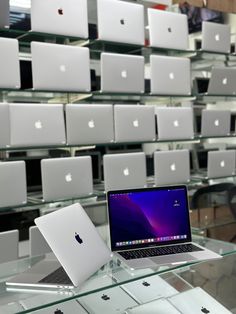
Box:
108, 187, 190, 249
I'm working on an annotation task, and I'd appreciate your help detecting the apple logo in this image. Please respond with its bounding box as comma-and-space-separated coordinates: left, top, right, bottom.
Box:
142, 281, 150, 287
222, 77, 228, 85
101, 294, 110, 301
173, 120, 179, 127
214, 119, 219, 127
220, 160, 225, 168
168, 27, 172, 33
169, 72, 175, 80
120, 19, 125, 25
88, 119, 95, 128
60, 64, 66, 72
58, 8, 63, 15
123, 167, 130, 176
215, 33, 220, 41
133, 119, 139, 128
75, 232, 83, 244
201, 307, 210, 314
54, 310, 63, 314
65, 173, 72, 182
34, 120, 42, 129
170, 163, 176, 171
121, 70, 127, 78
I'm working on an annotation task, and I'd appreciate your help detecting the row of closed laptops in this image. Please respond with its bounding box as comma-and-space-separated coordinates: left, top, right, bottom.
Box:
1, 0, 233, 54
1, 149, 236, 208
1, 104, 235, 148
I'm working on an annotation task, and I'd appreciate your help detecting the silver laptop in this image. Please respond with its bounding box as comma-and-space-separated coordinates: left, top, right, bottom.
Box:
0, 103, 10, 148
97, 0, 144, 45
0, 161, 27, 208
202, 21, 231, 53
66, 104, 114, 145
103, 152, 147, 191
31, 0, 88, 38
114, 105, 156, 143
6, 203, 112, 288
207, 67, 236, 95
150, 55, 191, 95
207, 150, 235, 179
9, 103, 66, 147
101, 53, 145, 93
156, 107, 194, 140
107, 185, 221, 269
0, 0, 9, 29
41, 156, 93, 202
201, 109, 231, 137
154, 150, 190, 186
127, 298, 181, 314
31, 42, 91, 92
148, 8, 188, 50
0, 38, 20, 89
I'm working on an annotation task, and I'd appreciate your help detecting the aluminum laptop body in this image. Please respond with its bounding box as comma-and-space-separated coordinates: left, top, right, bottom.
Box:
0, 38, 20, 89
201, 109, 231, 137
101, 53, 145, 93
155, 107, 194, 140
0, 103, 10, 148
31, 0, 88, 38
127, 298, 181, 314
0, 0, 9, 29
0, 161, 27, 208
107, 185, 221, 269
154, 150, 190, 186
150, 55, 191, 95
207, 150, 235, 179
97, 0, 144, 45
66, 104, 114, 145
148, 9, 188, 50
31, 42, 91, 92
114, 105, 156, 143
207, 67, 236, 95
41, 156, 93, 202
103, 152, 147, 191
9, 103, 66, 147
202, 21, 231, 53
6, 203, 112, 288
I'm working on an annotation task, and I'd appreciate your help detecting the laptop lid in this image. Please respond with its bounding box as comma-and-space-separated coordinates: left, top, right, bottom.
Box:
0, 103, 10, 148
148, 9, 188, 50
97, 0, 144, 45
156, 107, 194, 140
202, 21, 230, 53
101, 53, 145, 93
103, 152, 147, 191
114, 105, 156, 143
41, 156, 93, 202
150, 55, 191, 95
0, 38, 20, 89
207, 150, 235, 179
207, 67, 236, 95
201, 109, 231, 137
75, 150, 102, 183
31, 42, 91, 92
107, 185, 192, 253
0, 0, 9, 29
0, 161, 27, 208
31, 0, 88, 38
154, 150, 190, 186
9, 103, 66, 147
35, 203, 112, 287
127, 298, 181, 314
66, 104, 114, 145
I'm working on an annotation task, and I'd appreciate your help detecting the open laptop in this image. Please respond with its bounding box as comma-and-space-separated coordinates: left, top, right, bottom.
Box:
66, 104, 114, 145
0, 38, 20, 89
107, 185, 221, 269
207, 150, 235, 179
31, 0, 88, 38
31, 42, 91, 92
155, 107, 194, 140
201, 109, 231, 137
148, 9, 188, 50
103, 152, 147, 191
154, 150, 190, 186
202, 21, 231, 53
97, 0, 144, 45
150, 55, 191, 95
41, 156, 93, 202
0, 0, 9, 29
0, 103, 10, 148
9, 103, 66, 147
100, 53, 145, 93
0, 161, 27, 208
114, 105, 156, 143
6, 203, 112, 288
207, 67, 236, 95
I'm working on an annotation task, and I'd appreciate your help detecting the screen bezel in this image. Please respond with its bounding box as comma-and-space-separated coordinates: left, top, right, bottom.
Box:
107, 185, 192, 252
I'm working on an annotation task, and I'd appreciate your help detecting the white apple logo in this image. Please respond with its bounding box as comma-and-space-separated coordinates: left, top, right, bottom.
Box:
215, 34, 220, 41
214, 119, 219, 127
60, 64, 66, 72
121, 70, 127, 78
173, 120, 179, 127
65, 173, 72, 182
222, 77, 227, 85
170, 163, 176, 171
133, 119, 139, 127
169, 72, 175, 80
35, 120, 42, 129
88, 120, 95, 128
220, 160, 225, 168
123, 167, 129, 176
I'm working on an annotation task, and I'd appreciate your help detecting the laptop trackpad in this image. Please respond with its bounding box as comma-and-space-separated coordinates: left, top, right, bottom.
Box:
151, 253, 198, 265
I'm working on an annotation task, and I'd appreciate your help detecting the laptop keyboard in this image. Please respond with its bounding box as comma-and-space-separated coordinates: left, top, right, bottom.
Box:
118, 244, 203, 260
39, 266, 72, 285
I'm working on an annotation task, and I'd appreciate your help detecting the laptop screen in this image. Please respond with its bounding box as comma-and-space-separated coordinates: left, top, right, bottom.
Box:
107, 185, 191, 251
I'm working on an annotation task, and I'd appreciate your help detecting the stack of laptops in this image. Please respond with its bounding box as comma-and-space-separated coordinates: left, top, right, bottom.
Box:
200, 109, 231, 137
0, 0, 9, 29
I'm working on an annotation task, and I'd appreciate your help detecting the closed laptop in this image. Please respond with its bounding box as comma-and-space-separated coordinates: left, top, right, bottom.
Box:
0, 0, 9, 29
66, 104, 114, 145
207, 67, 236, 95
0, 103, 10, 148
31, 42, 91, 92
207, 150, 235, 179
114, 105, 156, 142
201, 109, 231, 137
9, 103, 66, 147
